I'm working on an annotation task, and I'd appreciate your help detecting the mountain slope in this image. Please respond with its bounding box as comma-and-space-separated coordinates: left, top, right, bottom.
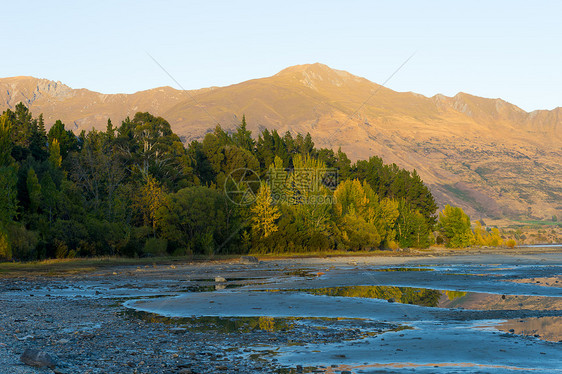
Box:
1, 64, 560, 221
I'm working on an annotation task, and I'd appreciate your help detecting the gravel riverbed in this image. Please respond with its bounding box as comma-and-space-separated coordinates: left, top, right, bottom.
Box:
1, 249, 561, 373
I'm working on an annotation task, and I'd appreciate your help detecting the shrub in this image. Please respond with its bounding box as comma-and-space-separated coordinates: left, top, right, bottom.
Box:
143, 238, 168, 257
387, 241, 399, 250
6, 224, 38, 261
506, 239, 517, 248
0, 229, 12, 261
171, 246, 193, 257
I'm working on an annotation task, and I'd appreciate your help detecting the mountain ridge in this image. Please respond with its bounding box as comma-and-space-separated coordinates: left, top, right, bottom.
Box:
1, 64, 560, 221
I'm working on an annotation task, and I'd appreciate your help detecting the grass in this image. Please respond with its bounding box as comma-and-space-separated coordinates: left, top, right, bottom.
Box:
256, 249, 399, 259
511, 220, 561, 227
0, 249, 423, 276
0, 255, 240, 277
1, 245, 552, 277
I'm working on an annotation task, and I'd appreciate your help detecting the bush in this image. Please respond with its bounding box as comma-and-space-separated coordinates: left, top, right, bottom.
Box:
6, 224, 38, 260
0, 229, 12, 261
54, 239, 69, 259
506, 239, 517, 248
387, 241, 399, 250
143, 238, 168, 257
171, 246, 193, 257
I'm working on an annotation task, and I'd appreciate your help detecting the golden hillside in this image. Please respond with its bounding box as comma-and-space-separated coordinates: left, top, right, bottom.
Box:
1, 64, 560, 221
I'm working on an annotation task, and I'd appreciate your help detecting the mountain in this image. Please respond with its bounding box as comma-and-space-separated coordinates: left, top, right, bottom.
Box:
1, 64, 560, 222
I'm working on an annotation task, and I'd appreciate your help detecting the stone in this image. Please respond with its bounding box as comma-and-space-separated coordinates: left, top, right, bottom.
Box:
214, 276, 226, 283
20, 348, 58, 369
239, 256, 259, 264
387, 298, 396, 303
16, 334, 34, 341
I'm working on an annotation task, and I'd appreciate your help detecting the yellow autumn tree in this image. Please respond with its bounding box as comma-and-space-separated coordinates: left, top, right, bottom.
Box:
487, 227, 503, 246
251, 183, 281, 239
473, 221, 488, 246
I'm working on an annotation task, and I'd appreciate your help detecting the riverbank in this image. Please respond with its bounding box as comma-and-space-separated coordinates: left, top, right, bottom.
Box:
1, 245, 560, 278
1, 249, 560, 373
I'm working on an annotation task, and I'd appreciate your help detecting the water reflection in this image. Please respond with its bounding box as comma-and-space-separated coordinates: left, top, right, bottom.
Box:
298, 286, 443, 307
122, 310, 296, 333
498, 316, 562, 342
279, 286, 562, 310
373, 267, 433, 272
122, 309, 405, 335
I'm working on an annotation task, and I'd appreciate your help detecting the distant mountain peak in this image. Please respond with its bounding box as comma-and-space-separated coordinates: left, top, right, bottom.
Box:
275, 63, 361, 90
0, 76, 76, 108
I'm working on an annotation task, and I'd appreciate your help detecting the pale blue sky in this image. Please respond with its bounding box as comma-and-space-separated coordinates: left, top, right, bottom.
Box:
3, 0, 561, 111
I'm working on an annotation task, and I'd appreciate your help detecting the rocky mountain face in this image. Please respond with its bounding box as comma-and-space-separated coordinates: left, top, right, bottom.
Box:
1, 64, 560, 221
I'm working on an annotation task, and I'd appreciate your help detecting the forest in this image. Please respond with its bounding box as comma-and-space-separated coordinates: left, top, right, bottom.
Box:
0, 104, 447, 261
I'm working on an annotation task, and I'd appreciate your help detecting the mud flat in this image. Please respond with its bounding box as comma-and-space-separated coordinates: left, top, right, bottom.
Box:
1, 249, 561, 373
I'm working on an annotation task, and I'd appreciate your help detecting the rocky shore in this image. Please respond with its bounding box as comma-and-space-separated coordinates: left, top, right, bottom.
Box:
0, 259, 387, 373
1, 249, 560, 373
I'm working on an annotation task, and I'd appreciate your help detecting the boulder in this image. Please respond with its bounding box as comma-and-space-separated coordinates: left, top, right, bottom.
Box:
240, 256, 259, 264
214, 276, 226, 283
20, 348, 58, 369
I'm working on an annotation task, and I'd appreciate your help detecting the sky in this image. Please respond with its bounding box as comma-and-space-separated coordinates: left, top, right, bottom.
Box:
3, 0, 561, 112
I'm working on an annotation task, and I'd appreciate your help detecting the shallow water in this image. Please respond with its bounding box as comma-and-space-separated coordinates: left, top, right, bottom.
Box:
124, 253, 562, 373
497, 316, 562, 342
521, 244, 562, 248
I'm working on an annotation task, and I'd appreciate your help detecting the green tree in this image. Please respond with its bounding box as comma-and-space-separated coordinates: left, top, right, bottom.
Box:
0, 228, 11, 260
157, 186, 236, 254
339, 214, 381, 250
373, 197, 399, 247
130, 112, 195, 189
47, 120, 78, 160
0, 166, 18, 224
333, 180, 382, 250
49, 138, 62, 168
106, 118, 115, 138
26, 168, 42, 213
69, 130, 125, 220
29, 114, 49, 162
256, 129, 275, 169
133, 174, 165, 233
437, 205, 474, 248
396, 200, 430, 248
40, 173, 59, 224
0, 113, 14, 166
232, 115, 254, 151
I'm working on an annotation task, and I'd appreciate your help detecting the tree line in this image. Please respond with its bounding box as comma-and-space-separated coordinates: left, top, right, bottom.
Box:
1, 104, 491, 261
